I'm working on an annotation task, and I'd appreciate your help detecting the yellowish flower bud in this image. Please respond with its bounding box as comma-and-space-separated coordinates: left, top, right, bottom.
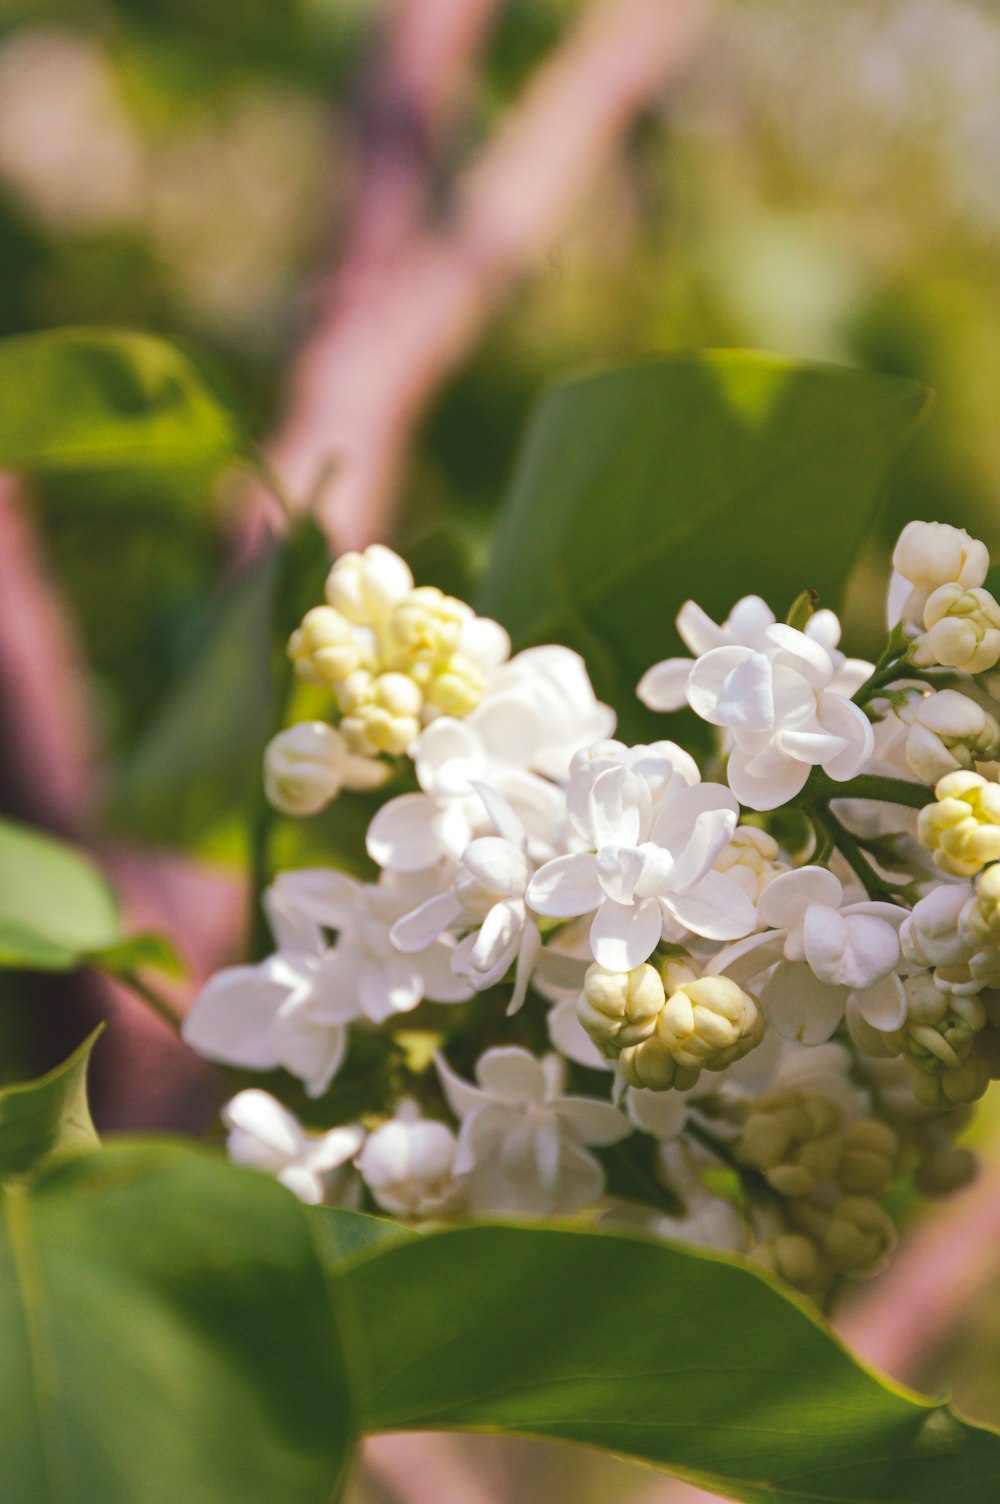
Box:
618, 972, 762, 1092
836, 1120, 899, 1198
713, 825, 786, 904
263, 721, 389, 815
748, 1233, 832, 1300
918, 771, 1000, 876
913, 583, 1000, 674
821, 1195, 896, 1276
736, 1088, 844, 1197
577, 962, 666, 1054
325, 545, 413, 625
386, 587, 466, 673
424, 654, 487, 716
288, 606, 375, 686
960, 863, 1000, 947
339, 671, 424, 756
911, 1052, 990, 1109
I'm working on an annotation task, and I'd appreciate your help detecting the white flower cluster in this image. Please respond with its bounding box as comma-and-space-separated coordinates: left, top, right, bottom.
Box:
183, 525, 1000, 1302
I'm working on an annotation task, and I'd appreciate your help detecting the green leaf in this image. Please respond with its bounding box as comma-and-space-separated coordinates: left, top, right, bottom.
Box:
0, 818, 122, 970
336, 1222, 1000, 1504
0, 327, 243, 474
0, 1031, 101, 1179
478, 352, 929, 736
0, 1142, 354, 1504
313, 1208, 415, 1272
88, 931, 186, 980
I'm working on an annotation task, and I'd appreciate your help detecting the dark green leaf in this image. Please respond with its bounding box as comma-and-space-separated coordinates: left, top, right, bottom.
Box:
313, 1208, 415, 1272
0, 1030, 101, 1178
0, 1142, 354, 1504
478, 352, 929, 737
0, 818, 121, 968
88, 931, 186, 980
336, 1222, 1000, 1503
0, 327, 243, 474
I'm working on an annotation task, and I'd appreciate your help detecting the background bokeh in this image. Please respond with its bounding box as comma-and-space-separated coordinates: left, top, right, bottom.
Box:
3, 2, 1000, 1499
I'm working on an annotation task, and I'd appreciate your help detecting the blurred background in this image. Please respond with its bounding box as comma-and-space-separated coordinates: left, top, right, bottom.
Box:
3, 1, 1000, 1499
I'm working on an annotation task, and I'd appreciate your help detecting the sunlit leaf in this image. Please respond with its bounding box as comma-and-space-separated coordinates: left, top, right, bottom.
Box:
0, 1030, 101, 1179
0, 817, 121, 969
0, 327, 243, 473
335, 1221, 1000, 1504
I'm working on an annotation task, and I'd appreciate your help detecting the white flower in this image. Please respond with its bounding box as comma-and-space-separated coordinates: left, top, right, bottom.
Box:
481, 645, 616, 779
712, 866, 904, 1044
888, 520, 990, 631
325, 544, 414, 625
263, 721, 390, 815
183, 868, 471, 1097
356, 1101, 463, 1219
436, 1047, 630, 1216
391, 785, 548, 1013
900, 880, 1000, 994
900, 690, 1000, 784
527, 759, 754, 970
638, 595, 862, 712
413, 699, 567, 826
222, 1090, 363, 1205
685, 623, 875, 810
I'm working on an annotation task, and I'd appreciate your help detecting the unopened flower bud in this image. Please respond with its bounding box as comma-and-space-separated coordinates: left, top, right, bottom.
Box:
386, 587, 466, 673
713, 825, 786, 904
736, 1088, 844, 1197
288, 606, 376, 686
821, 1195, 896, 1276
577, 962, 666, 1054
325, 545, 413, 625
836, 1120, 899, 1197
960, 863, 1000, 947
263, 722, 389, 815
893, 521, 989, 593
918, 771, 1000, 876
357, 1103, 463, 1220
913, 584, 1000, 674
424, 654, 487, 716
748, 1233, 832, 1299
340, 671, 424, 756
903, 690, 1000, 783
618, 972, 762, 1092
911, 1051, 990, 1109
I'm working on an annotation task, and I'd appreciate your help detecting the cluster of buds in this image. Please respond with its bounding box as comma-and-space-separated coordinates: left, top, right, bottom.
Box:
273, 545, 510, 801
850, 973, 991, 1108
578, 958, 763, 1091
918, 771, 1000, 877
900, 689, 1000, 784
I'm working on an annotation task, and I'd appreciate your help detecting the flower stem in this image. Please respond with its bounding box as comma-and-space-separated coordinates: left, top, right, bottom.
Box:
808, 770, 931, 809
112, 971, 185, 1034
808, 804, 913, 904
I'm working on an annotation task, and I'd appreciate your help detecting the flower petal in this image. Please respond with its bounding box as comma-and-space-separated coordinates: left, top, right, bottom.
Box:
527, 853, 602, 918
556, 1095, 631, 1147
590, 896, 662, 970
853, 972, 908, 1032
662, 870, 756, 941
182, 964, 286, 1070
686, 646, 755, 724
475, 1045, 548, 1103
760, 961, 846, 1044
637, 657, 693, 711
757, 865, 843, 930
589, 765, 651, 847
725, 745, 810, 811
367, 793, 451, 872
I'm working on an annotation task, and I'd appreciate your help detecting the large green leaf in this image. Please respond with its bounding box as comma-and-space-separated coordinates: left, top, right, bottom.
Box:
0, 328, 243, 473
335, 1221, 1000, 1504
0, 1031, 101, 1179
0, 817, 121, 971
478, 352, 929, 736
0, 1142, 354, 1504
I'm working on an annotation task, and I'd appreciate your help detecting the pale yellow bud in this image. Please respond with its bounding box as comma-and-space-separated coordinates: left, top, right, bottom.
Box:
911, 1052, 990, 1109
325, 545, 413, 625
960, 863, 1000, 946
918, 771, 1000, 876
713, 825, 786, 904
386, 587, 466, 672
913, 584, 1000, 674
736, 1088, 844, 1197
836, 1120, 899, 1198
748, 1234, 832, 1300
288, 606, 375, 686
618, 973, 762, 1092
577, 962, 666, 1054
340, 671, 424, 756
822, 1195, 896, 1276
424, 654, 487, 717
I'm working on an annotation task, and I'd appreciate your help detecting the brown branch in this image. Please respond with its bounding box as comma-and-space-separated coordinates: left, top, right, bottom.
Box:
262, 0, 714, 549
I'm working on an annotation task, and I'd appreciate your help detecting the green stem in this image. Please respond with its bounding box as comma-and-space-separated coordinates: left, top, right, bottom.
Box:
808, 804, 912, 903
113, 972, 185, 1034
808, 770, 931, 809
